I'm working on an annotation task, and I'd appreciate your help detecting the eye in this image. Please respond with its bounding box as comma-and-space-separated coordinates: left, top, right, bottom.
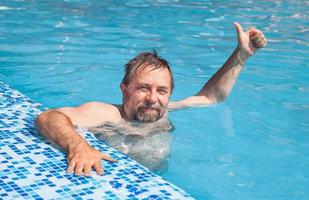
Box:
138, 86, 149, 92
158, 89, 168, 95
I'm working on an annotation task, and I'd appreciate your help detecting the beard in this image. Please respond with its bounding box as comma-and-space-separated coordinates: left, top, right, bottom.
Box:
134, 106, 162, 122
123, 101, 166, 122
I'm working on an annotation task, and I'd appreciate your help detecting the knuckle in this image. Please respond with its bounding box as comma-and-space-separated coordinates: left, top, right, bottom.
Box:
67, 154, 74, 160
68, 162, 75, 168
68, 156, 75, 162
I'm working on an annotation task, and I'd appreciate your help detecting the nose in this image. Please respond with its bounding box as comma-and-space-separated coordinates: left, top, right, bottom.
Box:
146, 91, 158, 105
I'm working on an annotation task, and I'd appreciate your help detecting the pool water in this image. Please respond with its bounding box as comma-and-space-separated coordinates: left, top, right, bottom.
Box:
1, 0, 308, 199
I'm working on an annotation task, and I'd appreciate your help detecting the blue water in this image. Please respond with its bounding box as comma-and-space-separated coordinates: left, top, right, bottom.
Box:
1, 0, 308, 199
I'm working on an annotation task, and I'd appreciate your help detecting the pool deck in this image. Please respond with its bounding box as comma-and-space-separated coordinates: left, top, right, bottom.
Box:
0, 81, 194, 199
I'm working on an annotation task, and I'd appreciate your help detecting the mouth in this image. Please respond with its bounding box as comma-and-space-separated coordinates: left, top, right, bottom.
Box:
140, 107, 160, 113
131, 106, 164, 122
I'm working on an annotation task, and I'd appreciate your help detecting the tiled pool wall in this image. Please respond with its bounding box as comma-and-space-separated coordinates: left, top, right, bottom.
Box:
0, 81, 194, 199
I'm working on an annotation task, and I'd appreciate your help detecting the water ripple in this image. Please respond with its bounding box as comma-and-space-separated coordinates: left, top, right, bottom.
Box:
1, 0, 309, 199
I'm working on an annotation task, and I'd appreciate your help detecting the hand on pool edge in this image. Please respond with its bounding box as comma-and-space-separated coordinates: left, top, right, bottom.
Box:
66, 142, 118, 176
234, 22, 267, 57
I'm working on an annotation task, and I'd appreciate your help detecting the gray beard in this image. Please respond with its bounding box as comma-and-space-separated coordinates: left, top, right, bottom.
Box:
134, 107, 161, 122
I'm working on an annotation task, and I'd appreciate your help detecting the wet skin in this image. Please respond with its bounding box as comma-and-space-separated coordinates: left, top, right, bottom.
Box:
121, 66, 172, 122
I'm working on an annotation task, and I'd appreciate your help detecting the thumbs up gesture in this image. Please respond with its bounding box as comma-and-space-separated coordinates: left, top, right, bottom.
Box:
233, 22, 267, 57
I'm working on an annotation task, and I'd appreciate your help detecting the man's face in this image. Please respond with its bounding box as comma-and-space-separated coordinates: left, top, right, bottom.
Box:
121, 66, 172, 122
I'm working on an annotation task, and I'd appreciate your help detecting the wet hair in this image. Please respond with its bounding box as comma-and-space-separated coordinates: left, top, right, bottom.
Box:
121, 50, 174, 93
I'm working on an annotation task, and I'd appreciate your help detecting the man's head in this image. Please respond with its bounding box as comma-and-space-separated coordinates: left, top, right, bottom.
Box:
121, 50, 174, 122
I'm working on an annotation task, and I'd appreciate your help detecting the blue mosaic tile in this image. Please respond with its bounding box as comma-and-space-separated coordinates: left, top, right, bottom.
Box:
0, 81, 194, 199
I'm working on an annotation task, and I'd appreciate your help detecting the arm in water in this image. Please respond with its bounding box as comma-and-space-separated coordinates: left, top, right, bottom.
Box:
35, 102, 119, 176
168, 22, 267, 109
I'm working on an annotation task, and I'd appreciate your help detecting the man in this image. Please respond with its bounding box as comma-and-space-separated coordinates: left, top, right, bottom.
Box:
36, 23, 267, 176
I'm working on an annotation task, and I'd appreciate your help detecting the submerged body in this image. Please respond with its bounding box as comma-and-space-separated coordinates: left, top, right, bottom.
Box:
90, 118, 173, 170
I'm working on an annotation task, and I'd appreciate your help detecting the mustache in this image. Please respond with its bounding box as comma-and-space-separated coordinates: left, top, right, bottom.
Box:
138, 104, 161, 111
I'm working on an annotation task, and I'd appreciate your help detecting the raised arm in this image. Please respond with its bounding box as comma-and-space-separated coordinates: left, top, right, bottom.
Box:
169, 22, 267, 110
35, 102, 119, 176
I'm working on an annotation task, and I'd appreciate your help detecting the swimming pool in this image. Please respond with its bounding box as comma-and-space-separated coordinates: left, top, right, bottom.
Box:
1, 0, 308, 199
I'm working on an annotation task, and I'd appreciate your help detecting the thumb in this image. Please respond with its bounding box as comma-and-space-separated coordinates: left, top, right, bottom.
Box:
233, 22, 244, 36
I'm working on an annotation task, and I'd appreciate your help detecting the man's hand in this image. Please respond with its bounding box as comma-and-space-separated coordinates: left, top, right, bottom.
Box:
66, 143, 117, 176
234, 22, 267, 57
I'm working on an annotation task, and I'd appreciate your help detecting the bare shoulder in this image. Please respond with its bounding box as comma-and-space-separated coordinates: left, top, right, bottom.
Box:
57, 101, 122, 127
74, 101, 120, 113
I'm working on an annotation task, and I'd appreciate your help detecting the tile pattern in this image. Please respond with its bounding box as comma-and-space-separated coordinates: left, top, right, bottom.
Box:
0, 81, 194, 199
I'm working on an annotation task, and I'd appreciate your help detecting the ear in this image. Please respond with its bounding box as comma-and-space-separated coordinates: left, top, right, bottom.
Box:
120, 83, 127, 95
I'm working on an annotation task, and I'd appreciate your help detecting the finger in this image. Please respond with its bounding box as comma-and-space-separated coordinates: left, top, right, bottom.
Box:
247, 28, 258, 37
233, 22, 244, 36
66, 161, 76, 174
94, 161, 104, 175
83, 163, 92, 176
248, 26, 256, 31
261, 38, 267, 47
74, 162, 84, 176
254, 38, 267, 48
251, 34, 265, 44
252, 36, 266, 48
101, 153, 118, 162
250, 32, 262, 41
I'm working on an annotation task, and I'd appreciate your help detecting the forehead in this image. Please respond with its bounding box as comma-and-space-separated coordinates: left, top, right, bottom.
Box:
132, 66, 171, 87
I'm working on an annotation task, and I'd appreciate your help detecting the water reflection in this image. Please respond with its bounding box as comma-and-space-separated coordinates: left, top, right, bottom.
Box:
90, 118, 174, 171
